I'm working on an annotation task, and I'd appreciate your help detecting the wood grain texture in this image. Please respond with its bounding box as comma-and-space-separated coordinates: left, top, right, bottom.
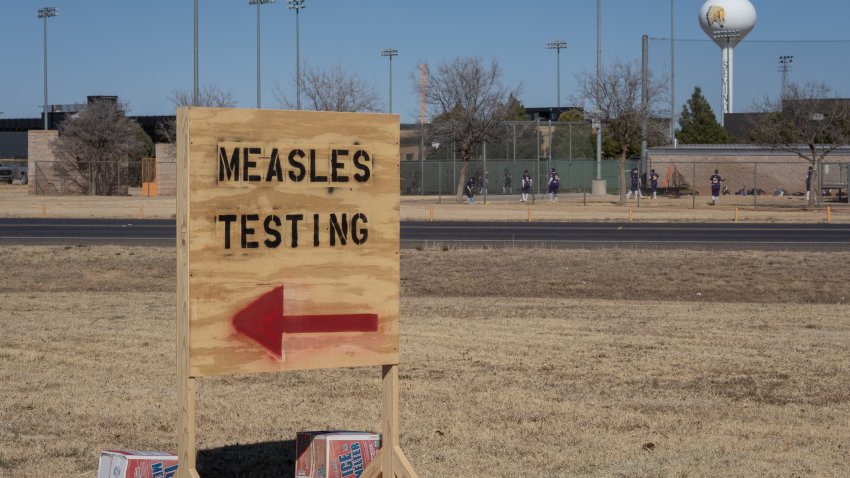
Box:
176, 108, 198, 478
178, 107, 400, 378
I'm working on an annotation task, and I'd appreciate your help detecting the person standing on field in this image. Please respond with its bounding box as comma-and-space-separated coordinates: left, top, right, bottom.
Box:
464, 176, 476, 205
649, 169, 660, 199
710, 169, 724, 205
548, 168, 560, 202
805, 166, 813, 201
626, 167, 642, 200
503, 168, 513, 194
520, 169, 532, 202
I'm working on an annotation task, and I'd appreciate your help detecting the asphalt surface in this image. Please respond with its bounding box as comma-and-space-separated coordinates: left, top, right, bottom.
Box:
1, 218, 849, 250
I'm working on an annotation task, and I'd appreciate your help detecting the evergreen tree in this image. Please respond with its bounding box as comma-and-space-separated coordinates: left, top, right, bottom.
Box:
677, 86, 734, 144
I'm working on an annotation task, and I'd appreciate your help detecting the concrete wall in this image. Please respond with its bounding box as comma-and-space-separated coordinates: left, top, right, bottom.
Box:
155, 143, 176, 196
27, 130, 59, 195
647, 146, 850, 195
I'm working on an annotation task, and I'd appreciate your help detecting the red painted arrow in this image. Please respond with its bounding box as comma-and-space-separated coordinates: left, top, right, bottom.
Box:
232, 285, 378, 358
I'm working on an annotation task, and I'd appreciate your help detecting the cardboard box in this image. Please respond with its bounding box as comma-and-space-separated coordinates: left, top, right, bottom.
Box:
97, 450, 178, 478
296, 431, 381, 478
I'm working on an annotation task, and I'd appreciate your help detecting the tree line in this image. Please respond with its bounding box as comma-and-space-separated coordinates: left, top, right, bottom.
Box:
50, 58, 849, 205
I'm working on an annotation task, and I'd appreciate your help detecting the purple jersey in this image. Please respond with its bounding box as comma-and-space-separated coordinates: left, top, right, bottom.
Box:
521, 173, 532, 192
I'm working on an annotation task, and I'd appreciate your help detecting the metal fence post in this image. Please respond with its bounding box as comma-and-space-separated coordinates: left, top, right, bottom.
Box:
483, 140, 487, 204
753, 162, 757, 207
438, 161, 442, 204
452, 140, 457, 198
692, 163, 696, 209
419, 123, 424, 195
512, 123, 517, 187
536, 161, 540, 196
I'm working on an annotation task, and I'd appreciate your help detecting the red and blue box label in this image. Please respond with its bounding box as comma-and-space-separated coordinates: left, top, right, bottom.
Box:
295, 431, 381, 478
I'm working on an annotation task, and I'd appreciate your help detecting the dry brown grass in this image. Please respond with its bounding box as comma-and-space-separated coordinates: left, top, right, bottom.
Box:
1, 246, 849, 477
401, 194, 849, 224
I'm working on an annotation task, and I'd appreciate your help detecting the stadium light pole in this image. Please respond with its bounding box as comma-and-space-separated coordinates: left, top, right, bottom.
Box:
38, 7, 58, 130
545, 41, 567, 116
288, 0, 305, 110
250, 0, 275, 109
671, 0, 676, 144
778, 55, 793, 99
380, 48, 398, 114
194, 0, 199, 106
595, 0, 603, 182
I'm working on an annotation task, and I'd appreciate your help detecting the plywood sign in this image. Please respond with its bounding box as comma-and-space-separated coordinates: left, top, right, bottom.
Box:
177, 107, 400, 377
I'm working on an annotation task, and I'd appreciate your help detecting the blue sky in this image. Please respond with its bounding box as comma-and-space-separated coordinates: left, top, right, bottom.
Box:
2, 0, 849, 124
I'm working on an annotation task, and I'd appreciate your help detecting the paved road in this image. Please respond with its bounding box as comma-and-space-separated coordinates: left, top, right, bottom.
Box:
1, 218, 849, 250
0, 218, 176, 246
401, 221, 850, 250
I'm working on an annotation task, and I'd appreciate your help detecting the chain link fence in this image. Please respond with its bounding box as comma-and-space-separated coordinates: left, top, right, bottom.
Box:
400, 120, 639, 196
643, 160, 848, 206
33, 160, 140, 195
401, 159, 637, 197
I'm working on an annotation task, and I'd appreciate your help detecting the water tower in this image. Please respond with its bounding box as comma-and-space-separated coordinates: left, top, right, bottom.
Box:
699, 0, 756, 124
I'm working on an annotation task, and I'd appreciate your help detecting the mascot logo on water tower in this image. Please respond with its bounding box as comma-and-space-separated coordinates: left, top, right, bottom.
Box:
699, 0, 757, 122
706, 5, 726, 28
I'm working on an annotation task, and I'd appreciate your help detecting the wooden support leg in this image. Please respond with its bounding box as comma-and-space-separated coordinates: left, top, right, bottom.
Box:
382, 364, 398, 478
177, 375, 200, 478
359, 365, 419, 478
392, 446, 419, 478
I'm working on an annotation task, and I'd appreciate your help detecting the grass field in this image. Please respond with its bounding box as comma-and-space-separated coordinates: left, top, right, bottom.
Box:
1, 246, 848, 477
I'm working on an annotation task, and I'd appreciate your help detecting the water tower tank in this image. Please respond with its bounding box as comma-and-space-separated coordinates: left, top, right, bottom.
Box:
700, 0, 757, 46
699, 0, 757, 120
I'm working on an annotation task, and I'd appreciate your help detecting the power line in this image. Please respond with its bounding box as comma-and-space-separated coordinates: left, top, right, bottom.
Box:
650, 37, 850, 43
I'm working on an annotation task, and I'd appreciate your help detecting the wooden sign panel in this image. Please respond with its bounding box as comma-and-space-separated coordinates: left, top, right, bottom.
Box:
177, 107, 400, 377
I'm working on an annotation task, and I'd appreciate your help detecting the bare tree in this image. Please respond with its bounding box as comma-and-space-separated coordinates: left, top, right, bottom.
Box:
157, 85, 237, 143
52, 99, 146, 195
575, 59, 667, 203
750, 81, 850, 207
274, 63, 382, 113
422, 57, 522, 197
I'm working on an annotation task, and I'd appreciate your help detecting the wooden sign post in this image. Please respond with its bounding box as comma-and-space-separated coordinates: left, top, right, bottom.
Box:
176, 107, 416, 478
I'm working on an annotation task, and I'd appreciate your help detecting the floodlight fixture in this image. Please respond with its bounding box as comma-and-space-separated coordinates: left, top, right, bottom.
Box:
38, 7, 58, 18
